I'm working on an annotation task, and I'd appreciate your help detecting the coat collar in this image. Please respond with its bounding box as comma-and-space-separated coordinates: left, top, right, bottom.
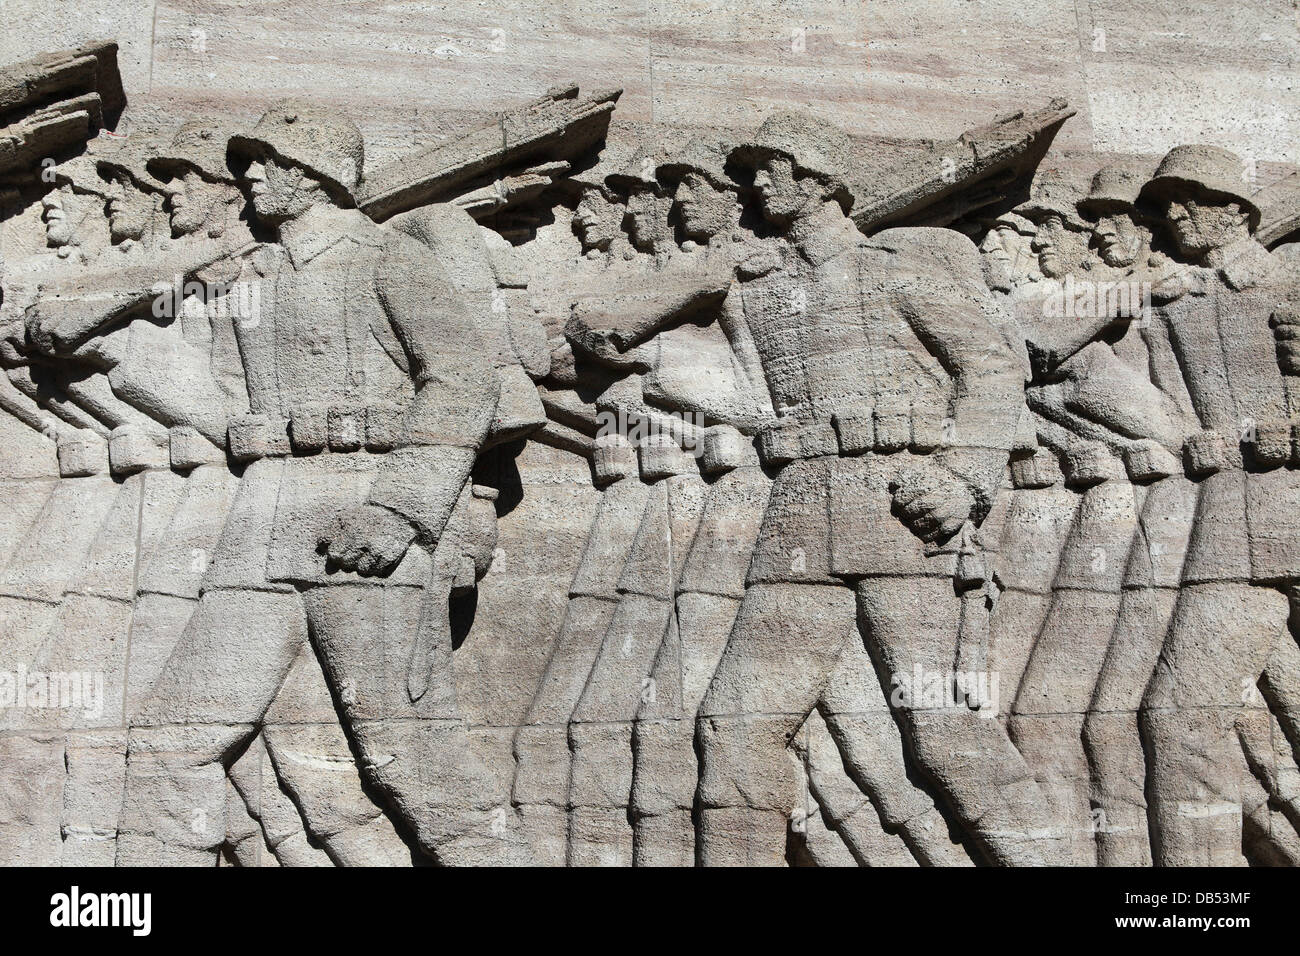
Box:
280, 204, 366, 268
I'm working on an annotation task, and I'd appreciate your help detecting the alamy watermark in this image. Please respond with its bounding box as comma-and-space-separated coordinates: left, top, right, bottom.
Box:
1041, 274, 1152, 322
594, 406, 707, 457
0, 666, 103, 719
151, 274, 262, 327
890, 665, 1001, 717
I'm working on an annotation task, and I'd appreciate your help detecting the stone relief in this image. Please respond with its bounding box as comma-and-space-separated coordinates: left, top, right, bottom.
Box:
1, 39, 1299, 868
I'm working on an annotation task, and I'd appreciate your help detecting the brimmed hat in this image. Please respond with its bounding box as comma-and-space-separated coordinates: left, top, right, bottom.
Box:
729, 110, 853, 211
1015, 170, 1085, 226
657, 136, 738, 192
51, 154, 111, 199
990, 211, 1036, 235
228, 101, 364, 207
94, 136, 167, 194
605, 142, 672, 194
1077, 160, 1155, 218
1138, 144, 1260, 230
148, 120, 237, 185
567, 137, 637, 200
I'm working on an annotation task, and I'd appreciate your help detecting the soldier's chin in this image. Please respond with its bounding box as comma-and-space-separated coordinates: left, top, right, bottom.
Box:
110, 217, 143, 243
759, 200, 795, 225
172, 210, 205, 236
681, 217, 712, 241
252, 196, 287, 224
1172, 229, 1204, 256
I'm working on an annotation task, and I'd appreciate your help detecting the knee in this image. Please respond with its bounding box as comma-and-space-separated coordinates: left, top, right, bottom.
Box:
695, 715, 800, 811
126, 724, 250, 772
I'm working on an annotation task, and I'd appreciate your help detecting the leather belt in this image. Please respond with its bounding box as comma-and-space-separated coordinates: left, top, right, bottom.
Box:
228, 405, 405, 462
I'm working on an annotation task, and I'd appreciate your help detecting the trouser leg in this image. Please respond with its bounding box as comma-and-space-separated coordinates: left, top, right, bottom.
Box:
820, 635, 971, 866
857, 574, 1070, 865
1142, 582, 1286, 866
631, 591, 741, 866
304, 579, 533, 865
1084, 585, 1178, 865
696, 582, 855, 866
117, 587, 306, 865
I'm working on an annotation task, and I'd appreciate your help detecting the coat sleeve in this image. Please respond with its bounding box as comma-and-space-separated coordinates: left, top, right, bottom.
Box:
880, 228, 1025, 513
365, 231, 500, 546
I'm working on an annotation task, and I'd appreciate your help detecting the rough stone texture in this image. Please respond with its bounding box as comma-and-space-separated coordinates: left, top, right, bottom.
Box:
0, 2, 1298, 866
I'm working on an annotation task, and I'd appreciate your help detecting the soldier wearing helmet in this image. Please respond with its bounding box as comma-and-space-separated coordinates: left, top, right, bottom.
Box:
111, 101, 532, 866
1131, 143, 1300, 866
568, 109, 1061, 866
147, 120, 247, 242
94, 137, 169, 248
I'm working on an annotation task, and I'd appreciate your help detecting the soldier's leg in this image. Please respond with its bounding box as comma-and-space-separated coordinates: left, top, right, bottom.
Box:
1259, 601, 1300, 758
223, 776, 276, 867
262, 643, 418, 866
304, 578, 533, 866
512, 594, 620, 864
819, 635, 972, 866
513, 466, 649, 864
568, 590, 675, 867
1009, 476, 1139, 864
1142, 581, 1286, 866
1236, 705, 1300, 850
631, 591, 740, 866
791, 708, 918, 866
988, 481, 1080, 722
857, 574, 1070, 865
1084, 474, 1195, 865
1083, 585, 1177, 865
696, 582, 855, 866
117, 586, 307, 865
226, 733, 332, 866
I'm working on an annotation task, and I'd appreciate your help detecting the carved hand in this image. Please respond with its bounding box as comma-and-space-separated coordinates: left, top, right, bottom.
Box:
891, 461, 976, 544
22, 300, 77, 356
320, 503, 418, 576
565, 311, 652, 371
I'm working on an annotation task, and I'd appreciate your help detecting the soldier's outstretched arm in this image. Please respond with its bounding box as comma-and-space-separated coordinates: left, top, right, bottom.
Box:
566, 254, 733, 360
326, 233, 499, 575
24, 237, 256, 356
1051, 341, 1200, 453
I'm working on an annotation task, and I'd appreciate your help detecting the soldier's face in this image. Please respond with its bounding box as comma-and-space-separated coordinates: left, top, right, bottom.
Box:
165, 169, 225, 236
245, 156, 318, 225
42, 188, 75, 247
1165, 196, 1246, 257
980, 226, 1032, 290
1093, 212, 1143, 267
573, 188, 621, 251
1031, 215, 1068, 278
105, 174, 153, 242
752, 155, 810, 223
625, 189, 669, 250
674, 172, 734, 240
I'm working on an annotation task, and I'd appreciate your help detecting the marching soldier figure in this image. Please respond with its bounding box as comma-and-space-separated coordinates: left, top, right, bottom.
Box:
1136, 145, 1300, 866
570, 111, 1066, 865
107, 101, 531, 865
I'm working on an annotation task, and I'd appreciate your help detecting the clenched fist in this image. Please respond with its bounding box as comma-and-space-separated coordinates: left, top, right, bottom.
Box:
319, 503, 418, 576
891, 462, 976, 544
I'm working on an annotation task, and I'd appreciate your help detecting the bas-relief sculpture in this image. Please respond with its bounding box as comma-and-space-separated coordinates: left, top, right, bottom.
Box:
1, 40, 1299, 868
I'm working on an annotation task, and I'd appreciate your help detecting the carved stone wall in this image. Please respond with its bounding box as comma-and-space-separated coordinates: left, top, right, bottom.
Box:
1, 2, 1298, 866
